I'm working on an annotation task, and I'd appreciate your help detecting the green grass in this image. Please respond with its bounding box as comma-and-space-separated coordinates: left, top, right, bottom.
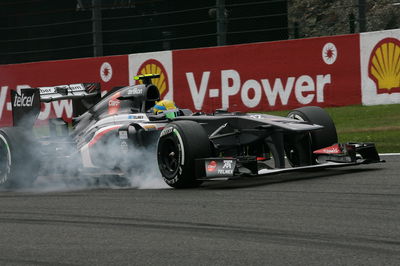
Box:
265, 104, 400, 153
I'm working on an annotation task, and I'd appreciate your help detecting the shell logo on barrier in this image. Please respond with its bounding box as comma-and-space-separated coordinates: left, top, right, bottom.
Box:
135, 59, 169, 99
368, 38, 400, 94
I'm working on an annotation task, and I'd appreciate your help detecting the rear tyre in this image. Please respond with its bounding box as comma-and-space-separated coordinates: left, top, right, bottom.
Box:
0, 127, 40, 188
157, 120, 211, 188
288, 106, 338, 150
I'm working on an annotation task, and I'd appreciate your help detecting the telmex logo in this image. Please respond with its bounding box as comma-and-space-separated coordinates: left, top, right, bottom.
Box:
136, 59, 169, 98
368, 38, 400, 94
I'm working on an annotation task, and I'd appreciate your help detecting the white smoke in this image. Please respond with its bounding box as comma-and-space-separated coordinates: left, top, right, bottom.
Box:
119, 144, 170, 190
3, 120, 170, 192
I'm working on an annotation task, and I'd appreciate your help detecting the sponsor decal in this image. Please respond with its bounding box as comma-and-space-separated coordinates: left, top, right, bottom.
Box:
218, 160, 234, 175
143, 124, 156, 130
120, 140, 128, 151
217, 169, 234, 175
39, 84, 85, 95
119, 130, 128, 140
160, 126, 174, 137
108, 92, 121, 115
13, 92, 35, 107
127, 87, 143, 95
223, 160, 232, 169
368, 38, 400, 94
313, 144, 342, 154
68, 84, 86, 92
128, 114, 145, 120
108, 100, 120, 107
322, 42, 338, 65
207, 160, 217, 172
205, 159, 236, 177
136, 59, 169, 99
100, 62, 113, 82
39, 87, 56, 94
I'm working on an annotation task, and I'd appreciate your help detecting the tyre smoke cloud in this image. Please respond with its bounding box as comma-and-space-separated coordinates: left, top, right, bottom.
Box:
0, 116, 169, 192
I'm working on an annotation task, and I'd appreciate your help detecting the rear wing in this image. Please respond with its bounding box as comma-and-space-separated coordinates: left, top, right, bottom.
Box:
11, 83, 101, 128
38, 83, 100, 103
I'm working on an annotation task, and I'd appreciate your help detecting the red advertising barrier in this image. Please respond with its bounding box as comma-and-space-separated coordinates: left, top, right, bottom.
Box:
0, 55, 128, 126
173, 34, 361, 113
0, 33, 363, 125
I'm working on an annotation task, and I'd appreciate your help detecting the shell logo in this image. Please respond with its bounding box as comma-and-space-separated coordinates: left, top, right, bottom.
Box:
136, 59, 169, 98
368, 38, 400, 94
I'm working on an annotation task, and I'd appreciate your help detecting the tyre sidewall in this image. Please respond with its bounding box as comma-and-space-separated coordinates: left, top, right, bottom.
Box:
0, 133, 12, 186
288, 106, 338, 150
157, 121, 210, 188
157, 124, 186, 185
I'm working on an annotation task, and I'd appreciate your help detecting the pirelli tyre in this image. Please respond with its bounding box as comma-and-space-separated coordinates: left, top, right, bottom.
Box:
287, 106, 338, 150
157, 120, 211, 188
286, 106, 338, 166
0, 127, 40, 188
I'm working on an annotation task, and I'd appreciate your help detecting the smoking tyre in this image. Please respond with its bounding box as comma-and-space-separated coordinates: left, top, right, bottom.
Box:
0, 127, 39, 188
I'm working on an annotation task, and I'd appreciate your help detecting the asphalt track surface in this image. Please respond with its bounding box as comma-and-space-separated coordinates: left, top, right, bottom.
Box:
0, 155, 399, 266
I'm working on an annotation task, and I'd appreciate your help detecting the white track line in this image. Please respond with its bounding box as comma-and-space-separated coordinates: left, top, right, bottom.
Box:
379, 153, 400, 156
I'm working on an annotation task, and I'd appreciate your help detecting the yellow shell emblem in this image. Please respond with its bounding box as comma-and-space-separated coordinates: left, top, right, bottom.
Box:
368, 38, 400, 93
136, 59, 169, 98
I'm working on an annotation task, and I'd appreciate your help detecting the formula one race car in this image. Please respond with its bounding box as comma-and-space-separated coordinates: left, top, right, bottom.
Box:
0, 74, 382, 189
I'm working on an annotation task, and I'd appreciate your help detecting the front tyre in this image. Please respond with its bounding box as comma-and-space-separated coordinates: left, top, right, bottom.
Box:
157, 120, 211, 188
288, 106, 338, 150
285, 106, 338, 167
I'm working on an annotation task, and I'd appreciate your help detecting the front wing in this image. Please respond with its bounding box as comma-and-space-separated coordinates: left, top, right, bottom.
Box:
195, 143, 384, 181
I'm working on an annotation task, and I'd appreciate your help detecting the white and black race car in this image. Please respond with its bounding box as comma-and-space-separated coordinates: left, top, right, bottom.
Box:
0, 74, 382, 189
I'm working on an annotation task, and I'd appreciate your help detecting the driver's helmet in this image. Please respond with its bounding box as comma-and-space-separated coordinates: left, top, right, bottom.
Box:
152, 100, 179, 118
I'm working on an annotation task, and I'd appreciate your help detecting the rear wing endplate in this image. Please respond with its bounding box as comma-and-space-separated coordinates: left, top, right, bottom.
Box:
11, 83, 101, 128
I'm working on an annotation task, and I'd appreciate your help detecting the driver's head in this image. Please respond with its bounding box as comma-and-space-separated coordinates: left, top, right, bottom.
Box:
152, 100, 178, 118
